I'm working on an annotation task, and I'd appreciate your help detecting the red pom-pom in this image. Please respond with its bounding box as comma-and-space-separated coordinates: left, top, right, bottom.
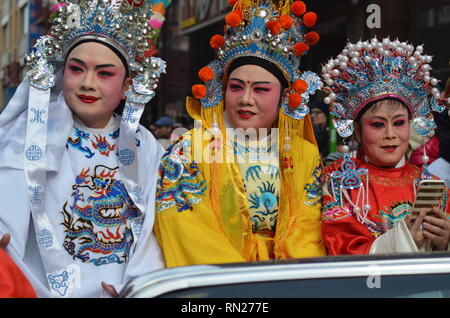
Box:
305, 31, 320, 46
289, 93, 302, 108
266, 20, 282, 35
279, 15, 293, 29
228, 0, 239, 6
198, 67, 214, 82
291, 1, 307, 16
294, 42, 309, 56
303, 12, 318, 28
192, 84, 207, 99
210, 34, 225, 49
292, 79, 308, 94
225, 12, 242, 27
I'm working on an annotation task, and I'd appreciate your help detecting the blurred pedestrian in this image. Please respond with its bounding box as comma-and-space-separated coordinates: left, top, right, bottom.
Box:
429, 80, 450, 187
154, 116, 174, 149
310, 100, 330, 160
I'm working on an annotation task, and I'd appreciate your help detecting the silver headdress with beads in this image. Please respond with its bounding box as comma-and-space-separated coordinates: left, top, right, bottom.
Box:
321, 37, 448, 138
26, 0, 166, 102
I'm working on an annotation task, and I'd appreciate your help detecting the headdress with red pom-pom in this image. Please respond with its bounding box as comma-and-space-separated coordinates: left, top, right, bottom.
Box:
190, 0, 322, 120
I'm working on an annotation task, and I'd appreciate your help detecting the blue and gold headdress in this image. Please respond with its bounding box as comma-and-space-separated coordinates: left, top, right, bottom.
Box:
321, 37, 448, 138
191, 0, 322, 120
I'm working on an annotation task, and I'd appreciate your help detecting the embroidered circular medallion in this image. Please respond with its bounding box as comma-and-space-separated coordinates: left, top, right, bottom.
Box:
132, 221, 142, 237
37, 229, 53, 248
118, 148, 135, 165
26, 145, 43, 161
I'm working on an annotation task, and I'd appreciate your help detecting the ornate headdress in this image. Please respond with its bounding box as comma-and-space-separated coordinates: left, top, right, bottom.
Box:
175, 2, 322, 260
0, 0, 169, 297
321, 37, 448, 138
322, 38, 449, 226
21, 0, 168, 208
191, 0, 322, 120
26, 0, 166, 102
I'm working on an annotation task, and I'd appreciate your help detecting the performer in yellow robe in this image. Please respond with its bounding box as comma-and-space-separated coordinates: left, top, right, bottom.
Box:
155, 0, 326, 267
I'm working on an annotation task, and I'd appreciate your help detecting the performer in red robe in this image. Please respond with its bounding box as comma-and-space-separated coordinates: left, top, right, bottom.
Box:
322, 155, 450, 255
320, 38, 450, 255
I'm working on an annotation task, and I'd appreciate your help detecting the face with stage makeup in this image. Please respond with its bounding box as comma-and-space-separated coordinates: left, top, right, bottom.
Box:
355, 99, 411, 168
224, 64, 283, 133
63, 41, 130, 129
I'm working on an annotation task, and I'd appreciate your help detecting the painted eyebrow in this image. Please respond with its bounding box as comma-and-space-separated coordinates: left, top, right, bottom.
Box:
68, 57, 117, 69
369, 114, 408, 121
229, 78, 274, 85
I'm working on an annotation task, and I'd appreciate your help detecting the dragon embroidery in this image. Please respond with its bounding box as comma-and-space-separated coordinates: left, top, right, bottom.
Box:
68, 128, 95, 158
67, 127, 141, 158
91, 135, 115, 156
248, 180, 279, 232
61, 164, 139, 265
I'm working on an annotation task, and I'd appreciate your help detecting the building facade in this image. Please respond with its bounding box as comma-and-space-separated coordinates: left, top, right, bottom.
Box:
159, 0, 450, 123
0, 0, 52, 110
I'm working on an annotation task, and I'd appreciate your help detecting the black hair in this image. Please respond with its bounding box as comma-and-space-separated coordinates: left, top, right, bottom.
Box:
64, 39, 130, 78
355, 97, 411, 124
227, 56, 288, 90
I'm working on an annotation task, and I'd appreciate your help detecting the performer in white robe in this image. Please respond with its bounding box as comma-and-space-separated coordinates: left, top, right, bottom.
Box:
0, 0, 169, 297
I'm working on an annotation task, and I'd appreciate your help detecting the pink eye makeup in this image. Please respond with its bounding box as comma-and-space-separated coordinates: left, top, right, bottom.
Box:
369, 121, 385, 128
253, 86, 271, 93
227, 79, 274, 93
228, 83, 244, 91
393, 119, 407, 127
67, 64, 83, 73
98, 70, 115, 78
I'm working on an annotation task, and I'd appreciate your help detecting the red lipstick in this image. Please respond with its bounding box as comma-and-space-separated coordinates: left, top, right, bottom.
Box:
382, 145, 397, 152
77, 94, 100, 103
238, 110, 255, 119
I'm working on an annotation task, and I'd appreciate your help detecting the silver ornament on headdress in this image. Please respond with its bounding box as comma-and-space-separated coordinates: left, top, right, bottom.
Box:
322, 37, 448, 138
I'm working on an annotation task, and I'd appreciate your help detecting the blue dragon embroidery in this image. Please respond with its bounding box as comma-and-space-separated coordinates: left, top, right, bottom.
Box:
67, 127, 141, 159
67, 128, 95, 158
61, 164, 139, 265
156, 137, 207, 213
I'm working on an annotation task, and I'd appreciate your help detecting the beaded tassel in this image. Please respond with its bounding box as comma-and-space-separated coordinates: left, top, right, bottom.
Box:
282, 124, 293, 169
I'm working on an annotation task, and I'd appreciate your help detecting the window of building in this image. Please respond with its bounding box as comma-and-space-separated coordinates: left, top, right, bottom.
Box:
2, 0, 10, 19
20, 4, 29, 37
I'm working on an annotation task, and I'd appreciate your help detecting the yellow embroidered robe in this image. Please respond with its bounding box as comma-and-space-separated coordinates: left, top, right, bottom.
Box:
154, 100, 326, 267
